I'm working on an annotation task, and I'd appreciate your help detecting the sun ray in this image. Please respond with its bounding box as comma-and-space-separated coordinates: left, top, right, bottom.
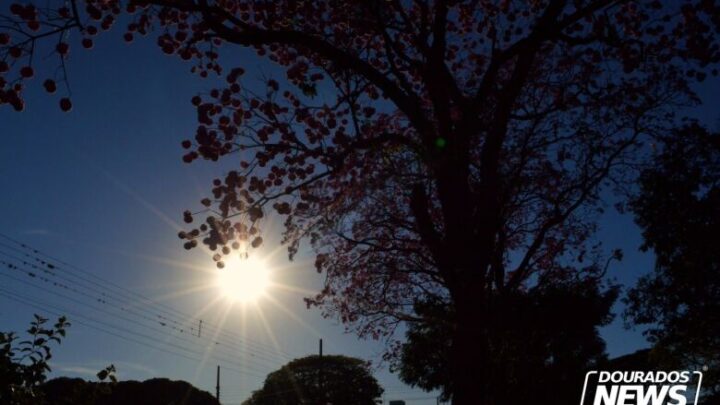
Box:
93, 163, 185, 232
154, 294, 223, 350
129, 254, 218, 275
192, 299, 235, 383
268, 257, 316, 275
132, 283, 214, 305
115, 283, 215, 318
264, 295, 322, 338
164, 294, 227, 346
255, 305, 308, 403
254, 306, 285, 360
271, 283, 318, 297
185, 294, 226, 328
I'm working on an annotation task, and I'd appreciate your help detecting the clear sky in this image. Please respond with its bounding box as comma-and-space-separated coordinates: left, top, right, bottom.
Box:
0, 25, 717, 405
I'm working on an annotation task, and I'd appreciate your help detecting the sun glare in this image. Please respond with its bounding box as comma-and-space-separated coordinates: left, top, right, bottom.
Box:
217, 255, 270, 303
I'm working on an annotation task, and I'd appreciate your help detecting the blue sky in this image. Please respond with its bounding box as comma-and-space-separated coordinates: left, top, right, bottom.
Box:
0, 25, 717, 405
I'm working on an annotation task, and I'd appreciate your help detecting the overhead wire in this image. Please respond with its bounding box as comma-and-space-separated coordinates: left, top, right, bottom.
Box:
0, 257, 279, 372
0, 287, 268, 379
0, 233, 295, 362
0, 232, 293, 358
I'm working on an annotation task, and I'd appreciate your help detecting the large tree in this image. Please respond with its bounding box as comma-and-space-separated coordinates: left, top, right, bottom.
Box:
625, 123, 720, 399
242, 355, 383, 405
2, 1, 719, 403
394, 275, 617, 404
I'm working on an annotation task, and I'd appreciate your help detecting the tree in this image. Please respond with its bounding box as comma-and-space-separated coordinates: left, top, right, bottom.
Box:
2, 1, 719, 403
242, 355, 382, 405
40, 377, 220, 405
624, 123, 720, 398
394, 276, 617, 404
0, 314, 70, 404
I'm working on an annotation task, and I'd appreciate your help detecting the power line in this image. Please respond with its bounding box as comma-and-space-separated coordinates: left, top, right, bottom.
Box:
0, 287, 268, 380
0, 247, 286, 368
0, 234, 294, 362
0, 261, 278, 372
0, 232, 330, 402
0, 233, 293, 359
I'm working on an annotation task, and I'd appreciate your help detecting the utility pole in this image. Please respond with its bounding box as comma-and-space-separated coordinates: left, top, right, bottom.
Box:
319, 339, 323, 405
216, 365, 220, 403
198, 319, 202, 338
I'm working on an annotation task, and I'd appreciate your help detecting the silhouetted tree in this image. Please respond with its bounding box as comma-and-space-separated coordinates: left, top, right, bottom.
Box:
625, 123, 720, 399
243, 355, 382, 405
40, 377, 220, 405
395, 277, 617, 404
0, 314, 70, 404
2, 2, 719, 403
392, 298, 452, 401
39, 377, 98, 405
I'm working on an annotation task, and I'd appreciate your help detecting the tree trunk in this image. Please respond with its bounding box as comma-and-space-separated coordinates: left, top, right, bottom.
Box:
451, 292, 492, 405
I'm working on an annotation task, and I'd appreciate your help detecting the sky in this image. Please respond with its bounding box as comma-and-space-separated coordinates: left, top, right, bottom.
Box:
0, 19, 718, 405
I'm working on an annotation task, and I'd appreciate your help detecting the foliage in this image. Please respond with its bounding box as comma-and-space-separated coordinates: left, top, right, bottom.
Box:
625, 123, 720, 396
2, 1, 720, 402
0, 314, 70, 404
393, 298, 453, 400
243, 355, 382, 405
40, 377, 220, 405
395, 278, 617, 403
96, 364, 117, 384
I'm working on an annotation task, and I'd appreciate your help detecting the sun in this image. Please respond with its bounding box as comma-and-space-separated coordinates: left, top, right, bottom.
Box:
217, 255, 270, 303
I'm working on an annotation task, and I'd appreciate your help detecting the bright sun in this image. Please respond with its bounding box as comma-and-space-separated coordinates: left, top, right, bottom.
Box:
217, 255, 270, 303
